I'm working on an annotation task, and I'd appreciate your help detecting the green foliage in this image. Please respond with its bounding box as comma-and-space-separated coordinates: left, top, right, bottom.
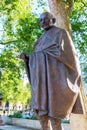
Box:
0, 74, 31, 104
62, 119, 70, 124
25, 115, 38, 120
8, 111, 38, 120
0, 0, 43, 103
9, 111, 22, 118
71, 1, 87, 83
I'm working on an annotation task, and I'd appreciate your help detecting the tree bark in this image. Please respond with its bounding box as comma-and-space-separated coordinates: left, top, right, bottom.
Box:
48, 0, 87, 114
48, 0, 72, 36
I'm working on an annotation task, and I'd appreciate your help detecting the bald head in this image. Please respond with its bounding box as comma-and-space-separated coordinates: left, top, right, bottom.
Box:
40, 12, 54, 20
39, 12, 56, 30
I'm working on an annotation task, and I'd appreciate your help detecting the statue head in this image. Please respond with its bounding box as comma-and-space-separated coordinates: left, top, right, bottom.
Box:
40, 12, 56, 30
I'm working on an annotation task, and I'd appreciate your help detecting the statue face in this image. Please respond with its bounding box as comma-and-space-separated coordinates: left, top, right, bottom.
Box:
40, 12, 52, 30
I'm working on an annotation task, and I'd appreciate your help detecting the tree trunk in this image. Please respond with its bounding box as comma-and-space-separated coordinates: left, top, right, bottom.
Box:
48, 0, 87, 114
48, 0, 72, 36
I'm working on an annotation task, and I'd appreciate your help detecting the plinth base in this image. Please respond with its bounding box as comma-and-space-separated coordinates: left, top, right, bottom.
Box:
70, 113, 87, 130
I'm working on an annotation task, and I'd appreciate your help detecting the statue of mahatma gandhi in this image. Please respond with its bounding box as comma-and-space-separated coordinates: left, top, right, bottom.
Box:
20, 12, 83, 130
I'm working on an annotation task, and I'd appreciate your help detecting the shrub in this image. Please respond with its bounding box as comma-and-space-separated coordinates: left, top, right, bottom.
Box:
8, 111, 22, 118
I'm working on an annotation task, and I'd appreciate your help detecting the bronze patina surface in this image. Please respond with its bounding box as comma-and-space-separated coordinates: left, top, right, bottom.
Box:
20, 12, 83, 130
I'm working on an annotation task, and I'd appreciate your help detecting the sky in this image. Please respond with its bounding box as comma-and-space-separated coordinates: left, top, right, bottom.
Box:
32, 0, 49, 14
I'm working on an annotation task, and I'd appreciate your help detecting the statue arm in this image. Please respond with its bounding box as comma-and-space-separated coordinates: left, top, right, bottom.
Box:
20, 53, 31, 83
20, 53, 29, 61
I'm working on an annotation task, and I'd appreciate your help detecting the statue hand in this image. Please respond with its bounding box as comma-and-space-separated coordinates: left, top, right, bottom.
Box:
20, 53, 26, 60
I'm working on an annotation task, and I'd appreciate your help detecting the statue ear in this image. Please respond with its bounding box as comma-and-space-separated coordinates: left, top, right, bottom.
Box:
52, 18, 56, 24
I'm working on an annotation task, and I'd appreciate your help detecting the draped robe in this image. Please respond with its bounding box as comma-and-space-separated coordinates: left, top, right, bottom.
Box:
25, 26, 83, 119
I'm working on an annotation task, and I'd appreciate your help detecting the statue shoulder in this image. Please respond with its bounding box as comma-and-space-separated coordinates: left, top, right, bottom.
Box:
34, 36, 43, 48
53, 26, 65, 35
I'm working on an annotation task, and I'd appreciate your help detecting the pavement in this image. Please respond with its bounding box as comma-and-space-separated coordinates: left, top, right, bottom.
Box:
0, 124, 71, 130
0, 125, 30, 130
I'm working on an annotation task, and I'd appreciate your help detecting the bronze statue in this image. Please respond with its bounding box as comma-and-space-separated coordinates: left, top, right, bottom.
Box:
20, 12, 83, 130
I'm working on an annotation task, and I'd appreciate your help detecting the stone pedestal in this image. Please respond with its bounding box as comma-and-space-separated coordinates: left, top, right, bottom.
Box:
70, 113, 87, 130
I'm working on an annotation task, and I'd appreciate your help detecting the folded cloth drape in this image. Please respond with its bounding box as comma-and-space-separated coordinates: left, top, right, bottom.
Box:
24, 26, 83, 119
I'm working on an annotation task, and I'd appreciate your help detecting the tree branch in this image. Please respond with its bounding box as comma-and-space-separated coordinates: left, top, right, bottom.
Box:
67, 0, 74, 8
0, 40, 18, 45
66, 0, 75, 16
